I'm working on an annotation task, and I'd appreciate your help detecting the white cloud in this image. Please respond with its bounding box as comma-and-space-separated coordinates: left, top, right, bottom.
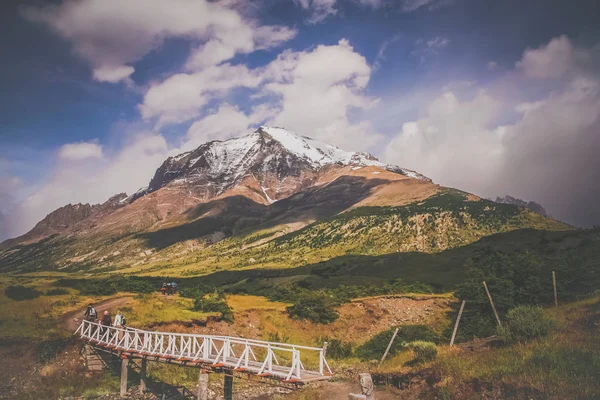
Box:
384, 35, 600, 227
412, 36, 450, 63
295, 0, 337, 24
23, 0, 295, 82
143, 39, 382, 152
399, 0, 452, 12
426, 36, 450, 50
373, 34, 403, 70
0, 164, 24, 241
517, 35, 573, 79
58, 141, 103, 161
295, 0, 385, 24
139, 64, 262, 126
264, 39, 381, 150
355, 0, 385, 6
384, 91, 504, 194
184, 103, 278, 149
487, 61, 499, 70
14, 133, 169, 236
185, 25, 296, 71
92, 65, 136, 84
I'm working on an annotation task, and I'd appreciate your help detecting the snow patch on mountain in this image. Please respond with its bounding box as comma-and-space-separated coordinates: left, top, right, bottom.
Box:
259, 126, 428, 180
133, 126, 430, 202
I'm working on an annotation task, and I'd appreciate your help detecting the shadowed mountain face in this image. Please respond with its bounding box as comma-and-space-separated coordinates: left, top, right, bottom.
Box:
495, 195, 548, 216
0, 127, 571, 275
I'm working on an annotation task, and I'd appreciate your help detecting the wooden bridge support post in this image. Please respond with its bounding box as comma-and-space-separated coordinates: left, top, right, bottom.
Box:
198, 369, 208, 400
224, 370, 233, 400
140, 358, 148, 392
120, 357, 129, 398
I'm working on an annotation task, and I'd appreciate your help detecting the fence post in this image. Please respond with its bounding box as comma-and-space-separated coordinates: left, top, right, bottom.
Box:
379, 327, 399, 365
483, 281, 502, 327
198, 369, 208, 400
140, 358, 147, 392
319, 349, 324, 375
450, 300, 466, 346
223, 370, 233, 400
552, 271, 558, 307
120, 357, 129, 398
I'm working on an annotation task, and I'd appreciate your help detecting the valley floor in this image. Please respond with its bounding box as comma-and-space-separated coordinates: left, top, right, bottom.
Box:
0, 272, 598, 399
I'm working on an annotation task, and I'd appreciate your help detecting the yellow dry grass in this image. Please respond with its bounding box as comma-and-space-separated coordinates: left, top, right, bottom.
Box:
227, 294, 289, 312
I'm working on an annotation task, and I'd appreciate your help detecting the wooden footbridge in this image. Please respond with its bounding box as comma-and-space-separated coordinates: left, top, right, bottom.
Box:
75, 320, 332, 399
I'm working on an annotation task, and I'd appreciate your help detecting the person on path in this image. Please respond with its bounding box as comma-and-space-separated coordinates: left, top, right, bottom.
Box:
101, 310, 112, 335
113, 310, 125, 328
113, 310, 125, 341
83, 303, 97, 322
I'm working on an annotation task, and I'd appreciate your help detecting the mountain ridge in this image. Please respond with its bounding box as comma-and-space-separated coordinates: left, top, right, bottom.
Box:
0, 127, 571, 275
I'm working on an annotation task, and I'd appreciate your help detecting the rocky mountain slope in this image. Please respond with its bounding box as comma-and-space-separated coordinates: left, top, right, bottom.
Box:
0, 193, 127, 249
0, 127, 570, 274
495, 195, 548, 216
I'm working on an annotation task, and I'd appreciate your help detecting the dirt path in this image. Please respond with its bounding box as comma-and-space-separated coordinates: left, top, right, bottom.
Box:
62, 296, 134, 332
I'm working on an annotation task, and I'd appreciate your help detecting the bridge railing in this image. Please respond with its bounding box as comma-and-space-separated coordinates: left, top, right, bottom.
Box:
75, 320, 331, 381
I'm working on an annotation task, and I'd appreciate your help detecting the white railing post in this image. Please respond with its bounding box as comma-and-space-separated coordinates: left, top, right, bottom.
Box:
268, 345, 273, 373
319, 350, 324, 375
75, 324, 331, 380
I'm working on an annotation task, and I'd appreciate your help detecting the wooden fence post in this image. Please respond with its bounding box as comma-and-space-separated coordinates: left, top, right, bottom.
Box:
450, 300, 466, 346
223, 370, 233, 400
140, 358, 147, 392
120, 357, 129, 398
379, 328, 399, 365
198, 369, 208, 400
552, 271, 558, 307
483, 281, 502, 327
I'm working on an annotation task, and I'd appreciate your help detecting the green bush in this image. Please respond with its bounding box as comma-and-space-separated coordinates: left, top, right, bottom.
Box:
453, 251, 558, 340
409, 341, 437, 363
45, 288, 69, 296
5, 285, 41, 301
286, 294, 339, 324
192, 294, 234, 322
317, 337, 353, 359
179, 284, 211, 299
498, 305, 554, 343
355, 325, 440, 360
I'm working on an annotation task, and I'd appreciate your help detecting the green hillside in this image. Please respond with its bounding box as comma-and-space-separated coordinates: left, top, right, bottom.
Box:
0, 190, 571, 276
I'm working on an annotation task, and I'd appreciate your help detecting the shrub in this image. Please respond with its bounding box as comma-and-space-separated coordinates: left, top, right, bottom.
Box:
286, 294, 339, 324
498, 305, 554, 343
5, 285, 41, 301
317, 337, 353, 359
355, 325, 440, 360
179, 284, 211, 299
409, 341, 437, 363
192, 294, 234, 322
45, 288, 69, 296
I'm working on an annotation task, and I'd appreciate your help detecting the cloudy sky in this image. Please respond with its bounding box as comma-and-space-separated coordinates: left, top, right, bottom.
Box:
1, 0, 599, 240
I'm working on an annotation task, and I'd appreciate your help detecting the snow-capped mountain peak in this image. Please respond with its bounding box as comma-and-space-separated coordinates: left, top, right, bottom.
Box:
133, 126, 428, 202
257, 126, 426, 179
